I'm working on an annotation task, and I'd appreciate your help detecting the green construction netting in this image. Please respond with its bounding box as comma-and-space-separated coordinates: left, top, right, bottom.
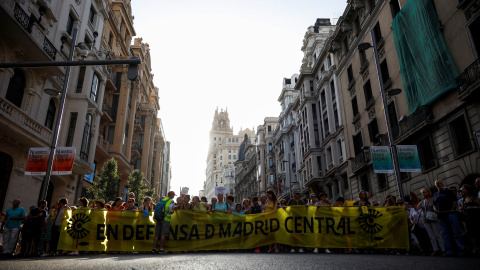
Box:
392, 0, 459, 114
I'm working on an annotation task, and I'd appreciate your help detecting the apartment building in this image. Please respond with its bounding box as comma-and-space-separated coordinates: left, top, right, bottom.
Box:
273, 74, 300, 200
256, 117, 279, 195
331, 0, 480, 202
0, 0, 108, 210
204, 108, 255, 199
234, 134, 257, 201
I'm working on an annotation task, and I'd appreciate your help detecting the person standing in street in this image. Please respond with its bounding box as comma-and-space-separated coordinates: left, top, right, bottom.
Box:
286, 190, 305, 253
152, 191, 175, 254
0, 199, 26, 257
50, 198, 70, 255
23, 200, 47, 256
433, 179, 465, 256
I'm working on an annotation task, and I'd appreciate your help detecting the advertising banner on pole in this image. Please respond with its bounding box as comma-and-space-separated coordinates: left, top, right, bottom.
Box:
52, 147, 76, 175
25, 148, 51, 175
370, 146, 394, 173
25, 147, 76, 175
215, 186, 227, 196
396, 145, 422, 172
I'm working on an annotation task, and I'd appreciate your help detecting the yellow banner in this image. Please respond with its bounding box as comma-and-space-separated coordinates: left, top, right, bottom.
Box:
58, 206, 409, 251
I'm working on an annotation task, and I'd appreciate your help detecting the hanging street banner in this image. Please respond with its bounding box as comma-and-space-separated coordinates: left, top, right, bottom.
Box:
25, 147, 76, 175
396, 145, 422, 172
52, 147, 76, 175
370, 146, 394, 173
215, 186, 228, 195
58, 206, 409, 252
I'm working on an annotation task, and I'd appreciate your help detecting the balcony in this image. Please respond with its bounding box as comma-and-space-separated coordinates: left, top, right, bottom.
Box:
392, 105, 432, 142
0, 97, 53, 144
101, 103, 113, 122
134, 117, 144, 132
96, 135, 109, 154
131, 143, 142, 156
351, 152, 369, 173
457, 57, 480, 101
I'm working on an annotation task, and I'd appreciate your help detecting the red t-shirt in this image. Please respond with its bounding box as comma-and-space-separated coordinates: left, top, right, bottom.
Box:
109, 206, 125, 211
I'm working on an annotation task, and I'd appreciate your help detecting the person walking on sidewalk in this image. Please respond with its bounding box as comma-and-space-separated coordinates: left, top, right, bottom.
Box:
1, 199, 25, 257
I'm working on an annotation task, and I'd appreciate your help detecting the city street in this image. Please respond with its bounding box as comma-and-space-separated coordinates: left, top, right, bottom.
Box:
1, 253, 478, 270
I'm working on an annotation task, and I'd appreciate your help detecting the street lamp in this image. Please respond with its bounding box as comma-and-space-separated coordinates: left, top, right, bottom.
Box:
358, 30, 405, 201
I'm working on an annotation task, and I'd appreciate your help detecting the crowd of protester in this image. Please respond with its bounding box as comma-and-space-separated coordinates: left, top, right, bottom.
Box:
1, 178, 479, 258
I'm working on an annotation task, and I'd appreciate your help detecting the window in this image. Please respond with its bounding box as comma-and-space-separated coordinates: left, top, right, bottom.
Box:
360, 174, 370, 192
360, 49, 367, 65
229, 149, 231, 153
228, 138, 231, 143
388, 102, 399, 136
220, 156, 223, 160
342, 174, 349, 190
214, 154, 216, 158
373, 22, 382, 45
65, 113, 77, 147
380, 59, 390, 84
233, 155, 236, 159
269, 158, 273, 168
214, 137, 216, 141
417, 136, 436, 170
363, 80, 374, 104
90, 73, 99, 102
5, 68, 26, 108
228, 155, 231, 160
323, 115, 329, 137
107, 126, 115, 144
124, 32, 128, 44
80, 113, 92, 161
337, 140, 343, 159
355, 16, 361, 36
88, 7, 95, 24
214, 143, 216, 147
44, 99, 56, 130
351, 97, 359, 117
268, 126, 272, 133
66, 14, 74, 36
378, 174, 388, 190
330, 81, 336, 101
347, 65, 354, 83
333, 104, 339, 128
353, 133, 363, 156
343, 37, 349, 53
233, 149, 236, 153
76, 67, 86, 93
449, 115, 473, 156
321, 91, 326, 109
270, 174, 274, 184
367, 118, 379, 143
390, 0, 401, 19
115, 72, 122, 91
268, 143, 273, 152
108, 32, 113, 47
310, 80, 314, 91
236, 138, 238, 143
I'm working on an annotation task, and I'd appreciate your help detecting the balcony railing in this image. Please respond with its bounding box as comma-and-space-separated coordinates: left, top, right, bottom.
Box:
457, 57, 480, 99
14, 3, 32, 32
0, 97, 52, 144
392, 105, 432, 141
132, 143, 142, 155
351, 152, 368, 172
43, 37, 56, 60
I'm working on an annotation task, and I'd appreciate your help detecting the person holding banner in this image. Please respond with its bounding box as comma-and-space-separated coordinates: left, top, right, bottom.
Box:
51, 198, 70, 255
265, 190, 279, 253
77, 198, 90, 210
192, 196, 210, 211
353, 191, 371, 206
177, 195, 193, 211
110, 197, 125, 211
212, 193, 230, 213
307, 193, 321, 206
153, 191, 176, 254
250, 197, 262, 214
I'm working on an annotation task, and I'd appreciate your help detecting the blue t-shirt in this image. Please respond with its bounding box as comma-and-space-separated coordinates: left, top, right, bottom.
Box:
233, 211, 245, 215
5, 207, 26, 229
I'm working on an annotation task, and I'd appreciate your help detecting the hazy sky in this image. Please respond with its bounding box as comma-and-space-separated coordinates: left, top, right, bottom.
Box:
130, 0, 347, 196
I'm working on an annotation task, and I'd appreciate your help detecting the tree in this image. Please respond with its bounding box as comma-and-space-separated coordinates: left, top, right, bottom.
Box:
127, 169, 155, 203
87, 158, 120, 202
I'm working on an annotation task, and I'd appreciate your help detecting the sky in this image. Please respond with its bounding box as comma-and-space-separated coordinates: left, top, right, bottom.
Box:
130, 0, 347, 196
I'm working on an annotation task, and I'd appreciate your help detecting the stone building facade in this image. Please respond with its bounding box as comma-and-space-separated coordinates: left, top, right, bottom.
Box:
204, 108, 255, 199
0, 0, 170, 211
0, 0, 108, 210
255, 117, 279, 195
234, 134, 257, 201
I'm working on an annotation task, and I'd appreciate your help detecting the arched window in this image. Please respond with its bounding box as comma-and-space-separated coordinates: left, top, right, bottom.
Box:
44, 99, 56, 130
5, 69, 26, 108
80, 113, 92, 161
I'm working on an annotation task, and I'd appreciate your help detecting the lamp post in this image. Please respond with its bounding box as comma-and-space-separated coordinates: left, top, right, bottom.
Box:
358, 29, 405, 201
38, 28, 79, 201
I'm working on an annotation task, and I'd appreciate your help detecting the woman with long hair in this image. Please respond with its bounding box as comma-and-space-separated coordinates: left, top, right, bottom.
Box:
353, 190, 371, 206
109, 197, 125, 211
178, 195, 194, 210
77, 197, 90, 210
192, 196, 210, 211
414, 188, 444, 256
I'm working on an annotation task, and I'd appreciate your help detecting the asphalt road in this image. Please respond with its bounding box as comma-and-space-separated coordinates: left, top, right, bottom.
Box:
0, 253, 477, 270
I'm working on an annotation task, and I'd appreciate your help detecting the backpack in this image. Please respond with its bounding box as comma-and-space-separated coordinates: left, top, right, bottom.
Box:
154, 198, 171, 219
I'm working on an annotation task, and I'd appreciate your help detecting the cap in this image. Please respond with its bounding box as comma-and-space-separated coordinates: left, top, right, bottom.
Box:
168, 191, 176, 196
96, 199, 105, 205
